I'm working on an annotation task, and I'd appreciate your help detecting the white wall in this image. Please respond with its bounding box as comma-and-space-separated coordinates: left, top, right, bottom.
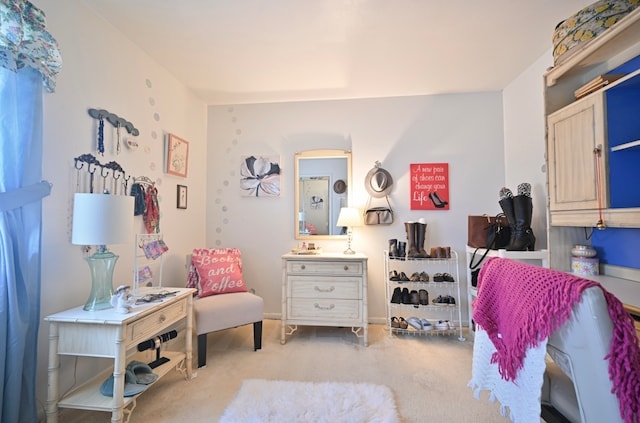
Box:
503, 51, 555, 249
207, 93, 506, 323
34, 0, 207, 410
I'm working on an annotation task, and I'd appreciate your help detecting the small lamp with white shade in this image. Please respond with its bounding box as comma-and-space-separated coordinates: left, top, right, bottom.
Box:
336, 207, 362, 255
72, 193, 134, 311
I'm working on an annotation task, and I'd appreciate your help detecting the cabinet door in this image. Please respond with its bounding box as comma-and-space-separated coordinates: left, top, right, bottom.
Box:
547, 93, 608, 211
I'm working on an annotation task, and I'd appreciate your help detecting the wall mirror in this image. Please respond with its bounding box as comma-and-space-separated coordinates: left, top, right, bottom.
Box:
294, 149, 352, 240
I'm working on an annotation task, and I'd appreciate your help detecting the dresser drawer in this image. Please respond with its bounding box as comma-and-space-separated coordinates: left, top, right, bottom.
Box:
127, 299, 187, 346
286, 260, 362, 276
287, 298, 362, 321
288, 276, 362, 299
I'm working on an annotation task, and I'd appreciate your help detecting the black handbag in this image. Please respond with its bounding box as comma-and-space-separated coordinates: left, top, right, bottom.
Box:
468, 214, 510, 287
485, 213, 511, 250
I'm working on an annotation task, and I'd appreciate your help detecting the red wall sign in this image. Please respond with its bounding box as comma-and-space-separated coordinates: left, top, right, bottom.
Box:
410, 163, 450, 210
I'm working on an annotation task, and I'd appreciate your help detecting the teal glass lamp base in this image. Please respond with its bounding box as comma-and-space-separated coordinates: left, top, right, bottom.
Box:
83, 250, 119, 311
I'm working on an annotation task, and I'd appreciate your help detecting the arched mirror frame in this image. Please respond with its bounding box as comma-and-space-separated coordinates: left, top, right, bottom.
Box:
294, 149, 352, 240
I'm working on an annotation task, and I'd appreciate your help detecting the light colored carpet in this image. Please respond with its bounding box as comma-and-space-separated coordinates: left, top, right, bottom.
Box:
219, 379, 400, 423
57, 319, 521, 422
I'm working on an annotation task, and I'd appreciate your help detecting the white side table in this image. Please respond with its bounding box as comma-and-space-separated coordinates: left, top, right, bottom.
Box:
45, 287, 195, 423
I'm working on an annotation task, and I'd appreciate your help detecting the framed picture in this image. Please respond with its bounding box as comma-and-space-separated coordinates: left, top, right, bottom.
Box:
177, 185, 188, 209
166, 134, 189, 177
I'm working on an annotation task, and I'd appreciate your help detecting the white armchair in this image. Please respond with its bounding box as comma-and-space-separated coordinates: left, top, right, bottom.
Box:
186, 249, 263, 368
541, 286, 622, 422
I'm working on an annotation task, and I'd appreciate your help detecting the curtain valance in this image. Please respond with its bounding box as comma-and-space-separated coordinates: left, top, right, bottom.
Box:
0, 0, 61, 92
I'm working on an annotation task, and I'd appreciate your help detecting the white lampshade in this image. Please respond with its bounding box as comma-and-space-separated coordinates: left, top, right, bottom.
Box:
72, 193, 134, 246
336, 207, 362, 228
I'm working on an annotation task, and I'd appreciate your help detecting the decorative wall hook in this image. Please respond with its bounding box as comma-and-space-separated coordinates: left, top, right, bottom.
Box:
87, 108, 139, 136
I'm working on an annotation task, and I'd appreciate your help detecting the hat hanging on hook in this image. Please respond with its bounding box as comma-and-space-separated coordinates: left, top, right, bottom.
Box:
365, 161, 393, 198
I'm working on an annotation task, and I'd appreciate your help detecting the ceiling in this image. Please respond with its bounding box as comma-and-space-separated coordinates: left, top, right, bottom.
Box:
82, 0, 592, 105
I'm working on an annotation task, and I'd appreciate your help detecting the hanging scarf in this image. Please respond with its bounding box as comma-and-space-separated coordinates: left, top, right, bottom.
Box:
130, 183, 146, 216
143, 186, 159, 233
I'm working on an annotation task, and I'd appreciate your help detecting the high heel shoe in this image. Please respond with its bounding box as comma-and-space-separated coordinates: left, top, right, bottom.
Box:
429, 191, 448, 208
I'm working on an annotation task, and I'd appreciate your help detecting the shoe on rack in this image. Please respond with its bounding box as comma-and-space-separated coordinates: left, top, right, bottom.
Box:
443, 273, 455, 282
401, 288, 411, 304
419, 271, 429, 282
433, 273, 444, 282
418, 289, 429, 305
390, 287, 402, 304
410, 290, 420, 307
407, 316, 423, 330
410, 272, 421, 282
389, 270, 400, 281
399, 272, 410, 282
435, 320, 450, 331
390, 316, 400, 328
398, 317, 409, 329
447, 295, 456, 305
420, 319, 433, 331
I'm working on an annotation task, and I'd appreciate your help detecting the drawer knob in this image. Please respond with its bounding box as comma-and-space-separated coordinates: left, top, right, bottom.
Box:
301, 265, 306, 270
344, 265, 349, 271
159, 314, 166, 323
314, 286, 335, 293
314, 303, 335, 311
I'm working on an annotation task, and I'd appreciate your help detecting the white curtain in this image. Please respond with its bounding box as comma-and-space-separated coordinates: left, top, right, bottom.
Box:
0, 1, 61, 421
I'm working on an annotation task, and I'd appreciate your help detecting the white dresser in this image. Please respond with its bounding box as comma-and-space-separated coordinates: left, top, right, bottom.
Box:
281, 252, 368, 346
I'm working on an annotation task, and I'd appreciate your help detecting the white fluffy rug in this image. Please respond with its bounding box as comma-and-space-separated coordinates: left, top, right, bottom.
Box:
219, 379, 401, 423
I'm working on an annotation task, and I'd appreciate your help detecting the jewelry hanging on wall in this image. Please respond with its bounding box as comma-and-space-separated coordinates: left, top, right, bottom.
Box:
97, 117, 104, 156
116, 121, 121, 155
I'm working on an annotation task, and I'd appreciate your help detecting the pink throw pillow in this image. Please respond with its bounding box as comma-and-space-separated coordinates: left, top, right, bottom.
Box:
189, 248, 248, 298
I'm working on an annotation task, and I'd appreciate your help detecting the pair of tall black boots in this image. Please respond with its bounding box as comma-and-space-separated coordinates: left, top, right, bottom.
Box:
498, 191, 536, 251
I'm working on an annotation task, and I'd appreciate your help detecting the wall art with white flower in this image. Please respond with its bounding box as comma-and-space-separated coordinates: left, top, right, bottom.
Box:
240, 155, 281, 197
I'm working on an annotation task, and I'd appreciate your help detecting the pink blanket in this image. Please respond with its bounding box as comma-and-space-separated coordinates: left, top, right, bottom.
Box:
473, 257, 640, 423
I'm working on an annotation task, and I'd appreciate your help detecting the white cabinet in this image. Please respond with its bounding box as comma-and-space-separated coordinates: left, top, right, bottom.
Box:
281, 252, 368, 346
547, 92, 607, 212
544, 9, 640, 271
384, 250, 464, 341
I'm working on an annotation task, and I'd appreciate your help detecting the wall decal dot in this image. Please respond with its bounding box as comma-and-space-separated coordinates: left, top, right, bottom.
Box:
231, 117, 237, 122
223, 180, 229, 186
149, 97, 156, 106
144, 146, 151, 153
156, 178, 162, 186
229, 170, 236, 177
145, 79, 152, 88
232, 139, 238, 145
153, 113, 160, 121
215, 198, 221, 203
222, 206, 228, 212
215, 239, 221, 246
227, 107, 234, 113
151, 131, 157, 139
223, 218, 229, 224
235, 129, 242, 135
149, 162, 156, 171
216, 227, 222, 233
226, 148, 231, 154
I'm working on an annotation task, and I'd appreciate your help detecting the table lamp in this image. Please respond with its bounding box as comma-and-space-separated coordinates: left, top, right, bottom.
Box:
336, 207, 362, 254
72, 193, 134, 311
